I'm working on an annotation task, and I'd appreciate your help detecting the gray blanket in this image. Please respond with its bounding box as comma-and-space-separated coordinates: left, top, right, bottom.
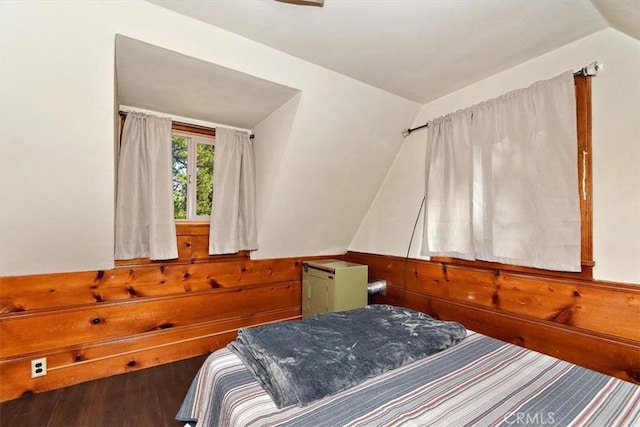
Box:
227, 304, 467, 408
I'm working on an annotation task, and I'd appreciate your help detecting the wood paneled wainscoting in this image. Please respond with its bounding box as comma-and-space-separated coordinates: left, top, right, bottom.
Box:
345, 251, 640, 385
0, 223, 342, 402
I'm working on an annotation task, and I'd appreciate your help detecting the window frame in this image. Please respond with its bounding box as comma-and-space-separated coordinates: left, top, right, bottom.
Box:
431, 75, 594, 280
172, 130, 215, 221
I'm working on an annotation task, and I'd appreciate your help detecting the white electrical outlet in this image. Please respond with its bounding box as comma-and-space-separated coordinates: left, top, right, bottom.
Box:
31, 357, 47, 378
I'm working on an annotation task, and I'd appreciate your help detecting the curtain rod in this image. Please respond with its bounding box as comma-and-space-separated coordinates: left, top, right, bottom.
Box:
119, 110, 255, 140
401, 61, 601, 138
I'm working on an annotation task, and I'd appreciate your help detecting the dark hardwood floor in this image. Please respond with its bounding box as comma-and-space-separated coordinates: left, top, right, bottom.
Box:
0, 355, 208, 427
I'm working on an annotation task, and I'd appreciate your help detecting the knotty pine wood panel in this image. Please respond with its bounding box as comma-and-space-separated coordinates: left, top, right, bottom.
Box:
496, 273, 640, 340
114, 223, 251, 268
0, 257, 316, 313
173, 222, 212, 235
0, 253, 342, 401
1, 270, 116, 312
374, 288, 640, 384
177, 235, 194, 263
347, 252, 640, 342
423, 265, 499, 305
0, 308, 299, 401
0, 281, 299, 359
4, 308, 299, 369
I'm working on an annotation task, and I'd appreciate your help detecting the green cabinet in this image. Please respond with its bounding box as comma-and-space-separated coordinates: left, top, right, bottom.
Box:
302, 259, 368, 319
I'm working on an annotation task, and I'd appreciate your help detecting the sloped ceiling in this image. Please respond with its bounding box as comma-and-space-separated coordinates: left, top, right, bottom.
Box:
116, 35, 300, 129
145, 0, 637, 104
591, 0, 640, 41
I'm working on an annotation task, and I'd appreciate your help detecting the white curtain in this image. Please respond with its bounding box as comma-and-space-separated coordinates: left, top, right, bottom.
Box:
209, 127, 258, 255
421, 109, 474, 260
115, 113, 178, 260
421, 71, 580, 271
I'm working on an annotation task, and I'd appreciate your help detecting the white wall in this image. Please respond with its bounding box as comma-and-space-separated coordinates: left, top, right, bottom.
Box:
0, 2, 116, 276
253, 75, 419, 259
351, 28, 640, 284
252, 94, 302, 233
0, 1, 419, 276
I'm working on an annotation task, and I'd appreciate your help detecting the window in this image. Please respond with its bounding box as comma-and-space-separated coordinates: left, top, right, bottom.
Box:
431, 75, 593, 279
172, 132, 215, 220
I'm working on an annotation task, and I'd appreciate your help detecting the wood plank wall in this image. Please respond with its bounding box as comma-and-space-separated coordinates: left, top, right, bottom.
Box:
3, 242, 637, 402
0, 223, 342, 402
345, 251, 640, 385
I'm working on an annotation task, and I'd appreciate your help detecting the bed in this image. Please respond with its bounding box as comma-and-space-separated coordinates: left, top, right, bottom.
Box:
177, 305, 640, 427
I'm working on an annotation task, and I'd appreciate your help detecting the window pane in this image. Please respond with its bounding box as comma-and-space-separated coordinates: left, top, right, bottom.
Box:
172, 136, 189, 219
196, 143, 214, 216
